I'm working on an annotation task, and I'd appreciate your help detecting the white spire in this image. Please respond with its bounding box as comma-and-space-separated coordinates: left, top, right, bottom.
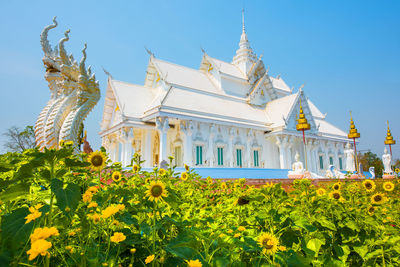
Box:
232, 9, 257, 76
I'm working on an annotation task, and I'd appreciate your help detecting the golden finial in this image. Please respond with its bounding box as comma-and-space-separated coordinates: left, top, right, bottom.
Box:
384, 120, 396, 145
296, 98, 310, 131
348, 111, 360, 139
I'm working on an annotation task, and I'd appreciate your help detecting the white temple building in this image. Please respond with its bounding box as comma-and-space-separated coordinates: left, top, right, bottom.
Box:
100, 20, 349, 175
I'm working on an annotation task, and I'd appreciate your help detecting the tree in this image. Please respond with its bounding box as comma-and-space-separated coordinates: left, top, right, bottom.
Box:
2, 126, 36, 152
359, 152, 383, 177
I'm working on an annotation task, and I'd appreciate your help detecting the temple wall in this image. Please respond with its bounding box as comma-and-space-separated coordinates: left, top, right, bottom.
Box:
101, 119, 346, 175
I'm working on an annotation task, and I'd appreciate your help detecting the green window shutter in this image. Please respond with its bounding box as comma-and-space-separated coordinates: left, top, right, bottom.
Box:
196, 146, 199, 165
339, 158, 343, 170
218, 147, 223, 165
200, 146, 202, 165
319, 156, 324, 169
329, 157, 333, 165
196, 146, 202, 165
254, 150, 259, 167
236, 149, 242, 167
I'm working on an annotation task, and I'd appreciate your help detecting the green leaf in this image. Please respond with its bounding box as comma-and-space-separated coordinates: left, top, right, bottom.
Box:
319, 218, 337, 231
119, 213, 139, 226
0, 183, 30, 202
1, 208, 34, 250
345, 220, 358, 231
353, 245, 368, 259
294, 218, 317, 232
51, 178, 81, 213
307, 238, 325, 256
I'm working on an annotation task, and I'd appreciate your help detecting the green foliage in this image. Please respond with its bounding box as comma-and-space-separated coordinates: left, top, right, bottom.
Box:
0, 148, 399, 266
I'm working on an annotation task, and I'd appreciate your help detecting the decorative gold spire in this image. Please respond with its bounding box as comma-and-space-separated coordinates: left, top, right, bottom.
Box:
296, 99, 310, 131
384, 120, 396, 145
347, 111, 360, 139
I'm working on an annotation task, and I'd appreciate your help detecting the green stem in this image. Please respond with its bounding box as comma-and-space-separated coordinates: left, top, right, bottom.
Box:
382, 246, 386, 267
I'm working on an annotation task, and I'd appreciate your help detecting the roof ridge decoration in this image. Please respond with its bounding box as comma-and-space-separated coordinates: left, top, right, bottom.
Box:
232, 9, 258, 76
35, 17, 100, 151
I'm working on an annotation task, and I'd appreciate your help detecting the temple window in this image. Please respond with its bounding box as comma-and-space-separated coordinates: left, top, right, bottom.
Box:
236, 149, 243, 167
174, 146, 182, 166
339, 157, 343, 170
195, 145, 203, 165
217, 147, 224, 166
253, 150, 259, 167
319, 155, 324, 170
329, 156, 334, 166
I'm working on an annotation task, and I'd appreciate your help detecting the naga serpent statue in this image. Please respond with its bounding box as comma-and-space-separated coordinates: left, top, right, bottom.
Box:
35, 17, 100, 151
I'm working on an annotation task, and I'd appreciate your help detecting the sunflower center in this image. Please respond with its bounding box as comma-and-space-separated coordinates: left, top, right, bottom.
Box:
262, 239, 273, 249
374, 195, 382, 202
333, 193, 340, 199
114, 175, 120, 180
334, 185, 339, 190
91, 155, 104, 167
385, 184, 391, 189
151, 185, 163, 197
369, 207, 375, 213
365, 183, 372, 189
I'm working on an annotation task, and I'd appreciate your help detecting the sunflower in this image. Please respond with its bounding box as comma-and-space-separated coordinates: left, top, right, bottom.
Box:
58, 139, 65, 147
236, 196, 250, 206
206, 176, 213, 184
184, 164, 190, 171
132, 164, 140, 173
159, 168, 166, 176
362, 180, 376, 193
383, 181, 395, 192
395, 168, 400, 173
316, 188, 326, 196
257, 233, 279, 255
367, 206, 375, 216
329, 190, 342, 200
88, 151, 107, 171
221, 182, 227, 190
332, 182, 341, 191
186, 259, 202, 267
181, 172, 189, 181
371, 193, 385, 205
145, 181, 167, 202
112, 171, 122, 182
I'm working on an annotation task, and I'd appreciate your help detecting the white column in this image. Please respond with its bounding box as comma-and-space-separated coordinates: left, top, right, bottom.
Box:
125, 128, 134, 166
285, 136, 292, 169
156, 117, 170, 165
276, 135, 287, 169
334, 143, 340, 170
206, 124, 215, 167
245, 129, 253, 168
181, 121, 193, 166
143, 129, 152, 168
227, 128, 235, 167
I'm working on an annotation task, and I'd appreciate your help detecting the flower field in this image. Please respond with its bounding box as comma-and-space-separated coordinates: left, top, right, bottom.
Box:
0, 144, 399, 266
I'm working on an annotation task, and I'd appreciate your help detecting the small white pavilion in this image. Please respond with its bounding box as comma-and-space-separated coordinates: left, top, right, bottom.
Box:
100, 19, 349, 175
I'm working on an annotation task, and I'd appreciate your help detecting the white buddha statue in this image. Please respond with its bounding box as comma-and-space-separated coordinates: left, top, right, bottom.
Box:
382, 147, 392, 174
344, 142, 355, 173
289, 152, 305, 175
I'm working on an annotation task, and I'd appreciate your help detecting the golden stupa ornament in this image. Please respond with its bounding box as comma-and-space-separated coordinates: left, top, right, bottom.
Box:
384, 121, 396, 145
347, 112, 360, 139
384, 120, 395, 157
296, 100, 311, 131
347, 112, 361, 174
296, 99, 310, 170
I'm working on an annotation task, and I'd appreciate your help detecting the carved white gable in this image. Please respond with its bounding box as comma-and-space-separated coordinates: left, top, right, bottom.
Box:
284, 91, 317, 133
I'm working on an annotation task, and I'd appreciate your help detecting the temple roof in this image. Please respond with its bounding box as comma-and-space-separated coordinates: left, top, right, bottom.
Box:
100, 19, 348, 141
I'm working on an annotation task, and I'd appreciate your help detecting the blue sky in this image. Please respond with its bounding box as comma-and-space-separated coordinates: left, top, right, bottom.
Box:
0, 0, 399, 159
